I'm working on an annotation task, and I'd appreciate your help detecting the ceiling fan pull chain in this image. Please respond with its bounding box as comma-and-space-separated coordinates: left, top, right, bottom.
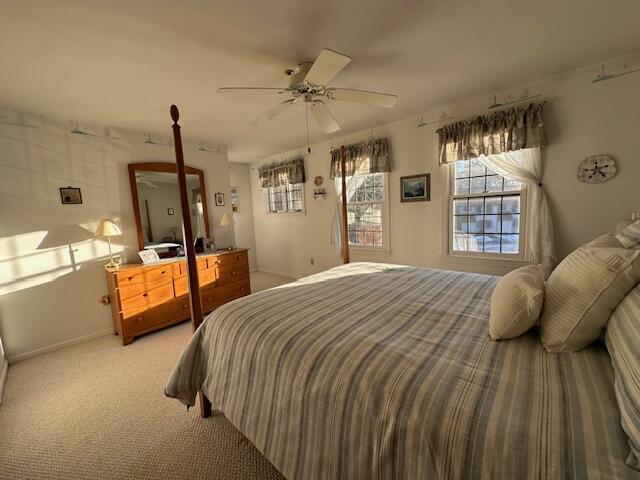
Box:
305, 102, 311, 154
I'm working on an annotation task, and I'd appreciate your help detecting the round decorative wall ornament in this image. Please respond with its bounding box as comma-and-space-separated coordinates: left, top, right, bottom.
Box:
577, 155, 617, 184
314, 175, 324, 187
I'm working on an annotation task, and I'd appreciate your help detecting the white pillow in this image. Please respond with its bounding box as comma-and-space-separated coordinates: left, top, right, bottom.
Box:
540, 234, 640, 352
605, 282, 640, 470
489, 264, 544, 340
615, 219, 640, 249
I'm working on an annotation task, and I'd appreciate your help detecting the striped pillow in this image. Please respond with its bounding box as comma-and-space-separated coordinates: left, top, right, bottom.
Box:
605, 283, 640, 470
489, 264, 544, 340
540, 234, 640, 352
616, 219, 640, 249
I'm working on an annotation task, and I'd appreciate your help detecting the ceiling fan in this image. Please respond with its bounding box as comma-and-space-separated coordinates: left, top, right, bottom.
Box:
135, 174, 159, 190
217, 49, 398, 135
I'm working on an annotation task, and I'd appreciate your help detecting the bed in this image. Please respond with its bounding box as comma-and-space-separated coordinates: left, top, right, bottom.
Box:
165, 262, 638, 479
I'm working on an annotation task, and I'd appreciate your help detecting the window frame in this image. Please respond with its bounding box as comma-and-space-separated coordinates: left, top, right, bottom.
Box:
264, 182, 306, 214
338, 170, 390, 252
445, 158, 528, 260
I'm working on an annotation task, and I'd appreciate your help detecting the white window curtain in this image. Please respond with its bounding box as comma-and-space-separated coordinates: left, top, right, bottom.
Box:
477, 147, 556, 275
0, 335, 7, 404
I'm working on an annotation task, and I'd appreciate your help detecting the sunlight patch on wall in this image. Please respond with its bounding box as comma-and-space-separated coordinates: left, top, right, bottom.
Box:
0, 225, 124, 296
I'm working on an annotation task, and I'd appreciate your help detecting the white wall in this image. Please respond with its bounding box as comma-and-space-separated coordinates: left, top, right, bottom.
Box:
228, 163, 257, 270
0, 113, 232, 360
250, 55, 640, 279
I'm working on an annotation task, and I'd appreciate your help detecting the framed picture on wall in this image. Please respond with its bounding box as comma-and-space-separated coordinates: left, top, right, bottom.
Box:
59, 187, 83, 205
400, 174, 430, 202
215, 192, 225, 206
230, 186, 239, 212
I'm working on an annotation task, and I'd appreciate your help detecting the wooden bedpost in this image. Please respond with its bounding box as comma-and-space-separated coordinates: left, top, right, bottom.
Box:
340, 145, 350, 264
170, 105, 212, 418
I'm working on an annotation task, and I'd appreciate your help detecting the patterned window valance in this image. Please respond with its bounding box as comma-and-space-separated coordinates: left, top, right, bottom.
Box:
436, 102, 546, 164
329, 137, 392, 179
258, 157, 306, 188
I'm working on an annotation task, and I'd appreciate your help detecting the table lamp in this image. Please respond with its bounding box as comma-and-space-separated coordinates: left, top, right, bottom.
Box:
220, 213, 235, 250
95, 218, 122, 268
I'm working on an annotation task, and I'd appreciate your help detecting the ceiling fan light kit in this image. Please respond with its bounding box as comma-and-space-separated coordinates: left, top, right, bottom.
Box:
218, 48, 399, 135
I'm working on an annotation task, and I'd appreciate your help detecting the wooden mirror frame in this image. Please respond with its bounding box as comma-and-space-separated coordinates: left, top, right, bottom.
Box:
128, 162, 211, 251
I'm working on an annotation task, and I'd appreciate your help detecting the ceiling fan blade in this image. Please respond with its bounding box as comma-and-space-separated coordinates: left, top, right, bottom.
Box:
304, 49, 351, 86
328, 88, 398, 108
251, 98, 299, 126
216, 87, 290, 94
310, 101, 340, 134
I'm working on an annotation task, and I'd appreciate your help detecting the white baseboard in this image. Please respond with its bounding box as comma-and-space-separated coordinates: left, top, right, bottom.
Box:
0, 359, 7, 404
8, 328, 113, 365
254, 268, 299, 280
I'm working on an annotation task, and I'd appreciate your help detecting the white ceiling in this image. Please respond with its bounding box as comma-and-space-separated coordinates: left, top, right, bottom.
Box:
1, 1, 639, 163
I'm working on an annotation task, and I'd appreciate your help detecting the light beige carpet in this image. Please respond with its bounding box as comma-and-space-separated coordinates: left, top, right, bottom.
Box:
0, 273, 293, 479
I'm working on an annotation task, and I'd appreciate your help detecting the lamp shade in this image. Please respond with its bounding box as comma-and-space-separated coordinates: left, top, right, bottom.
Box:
220, 213, 235, 226
95, 218, 122, 236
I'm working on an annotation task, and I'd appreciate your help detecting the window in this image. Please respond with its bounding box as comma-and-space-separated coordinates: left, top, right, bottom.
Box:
339, 158, 387, 248
450, 157, 524, 256
265, 183, 305, 213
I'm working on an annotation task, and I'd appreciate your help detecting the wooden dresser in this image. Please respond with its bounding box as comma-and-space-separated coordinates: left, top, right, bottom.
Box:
105, 249, 250, 345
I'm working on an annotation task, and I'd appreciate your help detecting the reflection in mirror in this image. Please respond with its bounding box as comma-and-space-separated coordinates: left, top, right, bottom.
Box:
134, 171, 206, 257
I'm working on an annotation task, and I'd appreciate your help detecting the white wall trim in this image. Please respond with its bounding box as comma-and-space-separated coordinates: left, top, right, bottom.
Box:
0, 358, 8, 404
255, 268, 300, 280
8, 328, 113, 365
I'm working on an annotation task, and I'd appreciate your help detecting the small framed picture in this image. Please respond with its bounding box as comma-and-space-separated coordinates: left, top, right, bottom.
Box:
167, 208, 175, 215
400, 174, 430, 202
60, 187, 82, 205
138, 249, 160, 264
215, 192, 225, 206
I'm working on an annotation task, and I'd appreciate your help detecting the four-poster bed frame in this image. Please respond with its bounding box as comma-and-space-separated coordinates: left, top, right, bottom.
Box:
169, 105, 350, 418
170, 105, 211, 417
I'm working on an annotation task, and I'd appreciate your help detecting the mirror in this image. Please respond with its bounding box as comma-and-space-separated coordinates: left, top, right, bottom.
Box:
128, 162, 210, 257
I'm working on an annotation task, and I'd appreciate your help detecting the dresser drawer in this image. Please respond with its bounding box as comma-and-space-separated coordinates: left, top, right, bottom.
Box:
120, 282, 175, 316
116, 265, 173, 286
122, 298, 190, 334
216, 264, 249, 286
174, 268, 216, 297
201, 280, 250, 311
118, 277, 173, 301
216, 250, 248, 267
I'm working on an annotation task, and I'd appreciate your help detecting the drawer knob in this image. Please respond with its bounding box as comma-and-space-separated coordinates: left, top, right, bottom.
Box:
142, 293, 148, 297
127, 276, 134, 281
231, 271, 236, 276
136, 317, 143, 322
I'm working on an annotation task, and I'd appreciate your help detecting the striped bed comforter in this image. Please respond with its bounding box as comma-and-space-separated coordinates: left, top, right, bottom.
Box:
165, 262, 638, 479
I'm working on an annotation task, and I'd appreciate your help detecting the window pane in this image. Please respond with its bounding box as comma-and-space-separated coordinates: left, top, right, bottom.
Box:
454, 216, 468, 234
455, 160, 470, 178
504, 178, 522, 191
455, 178, 470, 195
468, 234, 485, 252
470, 158, 486, 177
502, 196, 520, 213
468, 215, 483, 234
453, 234, 469, 252
286, 183, 304, 211
502, 214, 519, 234
484, 215, 500, 233
502, 234, 519, 253
485, 235, 502, 253
453, 198, 468, 215
485, 196, 501, 214
486, 175, 503, 192
470, 176, 485, 194
468, 198, 484, 214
